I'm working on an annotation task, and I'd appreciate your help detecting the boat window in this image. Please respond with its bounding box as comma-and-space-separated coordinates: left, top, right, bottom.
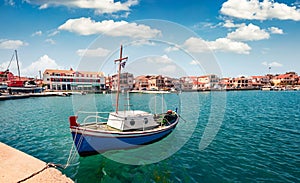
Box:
130, 119, 135, 126
144, 118, 148, 124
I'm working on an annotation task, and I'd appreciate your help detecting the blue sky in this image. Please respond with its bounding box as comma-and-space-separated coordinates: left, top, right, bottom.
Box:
0, 0, 300, 78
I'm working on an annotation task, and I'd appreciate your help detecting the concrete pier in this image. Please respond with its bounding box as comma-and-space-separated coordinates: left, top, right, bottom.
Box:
0, 142, 73, 183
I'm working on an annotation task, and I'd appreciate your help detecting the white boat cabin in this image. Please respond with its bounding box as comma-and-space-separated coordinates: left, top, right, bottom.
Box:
107, 110, 158, 131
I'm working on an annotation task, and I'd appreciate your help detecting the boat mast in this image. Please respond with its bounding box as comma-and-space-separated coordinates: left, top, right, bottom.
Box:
15, 50, 21, 80
114, 45, 128, 114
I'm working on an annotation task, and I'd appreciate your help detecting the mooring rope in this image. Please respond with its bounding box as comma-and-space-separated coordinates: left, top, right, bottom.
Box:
17, 163, 63, 183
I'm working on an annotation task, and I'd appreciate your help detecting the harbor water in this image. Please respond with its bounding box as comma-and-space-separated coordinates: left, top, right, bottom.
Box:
0, 91, 299, 182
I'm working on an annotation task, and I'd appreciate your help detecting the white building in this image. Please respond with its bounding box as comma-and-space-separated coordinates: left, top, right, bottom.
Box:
43, 68, 105, 91
111, 72, 134, 91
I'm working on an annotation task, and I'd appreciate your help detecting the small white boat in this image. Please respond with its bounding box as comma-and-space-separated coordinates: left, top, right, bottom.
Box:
69, 45, 180, 156
141, 90, 171, 94
261, 86, 272, 91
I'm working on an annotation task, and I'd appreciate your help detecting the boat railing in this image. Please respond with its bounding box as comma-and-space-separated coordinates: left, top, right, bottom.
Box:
76, 111, 110, 126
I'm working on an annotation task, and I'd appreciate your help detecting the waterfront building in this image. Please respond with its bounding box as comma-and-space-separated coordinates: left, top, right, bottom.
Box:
134, 75, 176, 91
105, 76, 112, 91
228, 76, 251, 89
180, 75, 220, 91
271, 72, 299, 86
179, 76, 196, 91
163, 77, 175, 91
249, 76, 269, 89
111, 72, 134, 91
148, 75, 165, 90
219, 78, 232, 89
196, 74, 220, 90
43, 68, 105, 92
134, 75, 150, 90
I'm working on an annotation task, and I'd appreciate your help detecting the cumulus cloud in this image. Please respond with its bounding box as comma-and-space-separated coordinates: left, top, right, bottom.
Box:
25, 0, 138, 14
164, 45, 180, 53
268, 27, 284, 34
77, 47, 111, 57
227, 23, 270, 41
190, 60, 199, 65
58, 17, 161, 39
221, 0, 300, 21
45, 39, 55, 44
0, 55, 61, 77
183, 37, 251, 54
223, 20, 244, 28
31, 30, 42, 37
0, 60, 22, 75
48, 30, 60, 37
146, 55, 173, 64
262, 61, 283, 67
21, 55, 62, 77
129, 39, 156, 46
0, 39, 28, 49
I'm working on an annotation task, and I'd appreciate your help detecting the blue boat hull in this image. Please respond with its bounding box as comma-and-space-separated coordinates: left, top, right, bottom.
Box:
71, 126, 176, 156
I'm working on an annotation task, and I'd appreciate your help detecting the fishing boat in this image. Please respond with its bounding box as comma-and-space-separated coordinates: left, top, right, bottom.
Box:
0, 83, 7, 90
3, 50, 43, 93
69, 45, 180, 156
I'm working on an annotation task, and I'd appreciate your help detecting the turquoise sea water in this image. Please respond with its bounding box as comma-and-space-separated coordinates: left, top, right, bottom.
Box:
0, 91, 299, 182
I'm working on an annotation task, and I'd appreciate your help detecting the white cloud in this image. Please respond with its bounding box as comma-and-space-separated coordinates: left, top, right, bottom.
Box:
25, 0, 138, 14
190, 60, 199, 65
0, 39, 28, 49
58, 17, 161, 39
129, 39, 156, 46
262, 61, 268, 66
77, 47, 110, 57
45, 39, 55, 44
223, 20, 244, 28
268, 27, 284, 34
164, 45, 180, 53
31, 30, 42, 37
0, 60, 22, 75
48, 30, 60, 37
146, 55, 173, 64
221, 0, 300, 21
269, 62, 283, 67
158, 65, 177, 74
0, 55, 62, 77
183, 37, 251, 54
227, 23, 270, 41
21, 55, 62, 77
262, 61, 283, 67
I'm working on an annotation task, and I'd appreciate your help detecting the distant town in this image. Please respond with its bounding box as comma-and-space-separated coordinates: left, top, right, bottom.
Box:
1, 68, 300, 95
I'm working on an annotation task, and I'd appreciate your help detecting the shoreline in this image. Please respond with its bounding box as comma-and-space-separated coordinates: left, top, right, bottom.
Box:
1, 88, 300, 101
0, 142, 73, 183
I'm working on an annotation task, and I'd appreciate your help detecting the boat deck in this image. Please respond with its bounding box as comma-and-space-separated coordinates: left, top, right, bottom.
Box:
80, 122, 163, 132
73, 112, 178, 133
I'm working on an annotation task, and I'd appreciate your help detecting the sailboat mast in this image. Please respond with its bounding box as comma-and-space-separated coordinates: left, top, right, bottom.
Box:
114, 45, 128, 114
15, 50, 21, 80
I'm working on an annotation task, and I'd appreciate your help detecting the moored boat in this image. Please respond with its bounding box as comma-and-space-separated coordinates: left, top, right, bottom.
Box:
69, 110, 179, 156
0, 83, 7, 90
69, 45, 180, 156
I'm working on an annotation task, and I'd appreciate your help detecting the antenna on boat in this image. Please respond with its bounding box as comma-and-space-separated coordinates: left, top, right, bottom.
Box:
114, 45, 128, 114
